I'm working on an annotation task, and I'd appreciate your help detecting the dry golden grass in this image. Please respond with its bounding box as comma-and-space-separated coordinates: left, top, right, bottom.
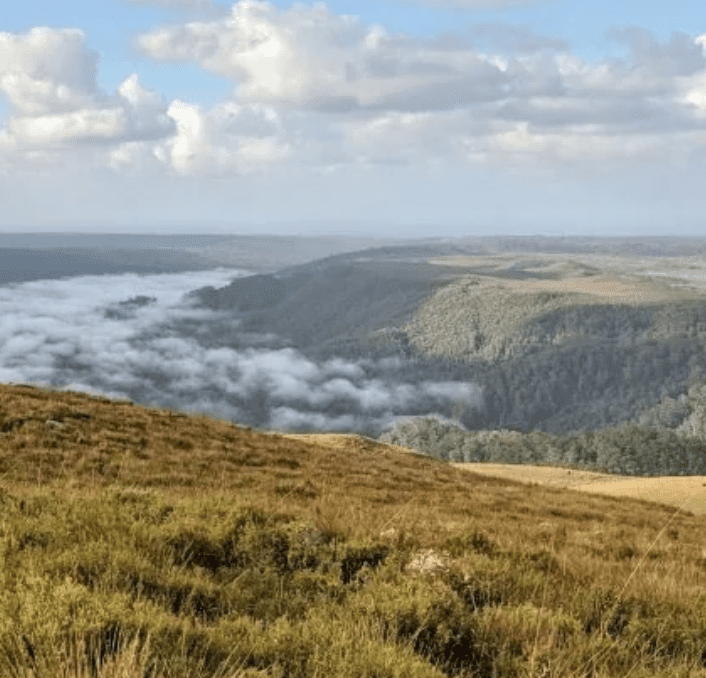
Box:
502, 274, 691, 303
454, 463, 706, 516
452, 463, 636, 488
426, 252, 706, 297
0, 383, 456, 508
1, 383, 706, 677
428, 255, 705, 303
275, 432, 423, 456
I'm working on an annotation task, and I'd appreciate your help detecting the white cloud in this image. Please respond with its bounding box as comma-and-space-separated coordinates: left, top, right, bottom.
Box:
681, 71, 706, 115
0, 27, 97, 103
135, 1, 355, 106
3, 7, 706, 180
0, 71, 94, 116
129, 2, 706, 174
153, 98, 293, 174
0, 268, 482, 435
6, 109, 126, 145
609, 28, 706, 78
164, 99, 211, 172
0, 28, 174, 159
136, 2, 540, 116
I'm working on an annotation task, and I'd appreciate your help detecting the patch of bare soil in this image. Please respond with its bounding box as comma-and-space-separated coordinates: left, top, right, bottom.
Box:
453, 462, 706, 515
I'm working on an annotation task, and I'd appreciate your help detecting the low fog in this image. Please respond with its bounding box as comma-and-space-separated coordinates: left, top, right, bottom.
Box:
0, 268, 481, 436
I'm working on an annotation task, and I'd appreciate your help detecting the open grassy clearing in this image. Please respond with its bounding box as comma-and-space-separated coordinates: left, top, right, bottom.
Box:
0, 384, 706, 676
454, 463, 706, 516
426, 253, 706, 295
500, 274, 700, 304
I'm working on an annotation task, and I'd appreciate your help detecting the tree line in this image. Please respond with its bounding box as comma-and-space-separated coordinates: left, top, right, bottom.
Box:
379, 414, 706, 476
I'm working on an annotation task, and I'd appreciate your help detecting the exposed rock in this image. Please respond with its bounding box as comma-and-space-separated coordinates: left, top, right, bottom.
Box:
379, 528, 400, 544
405, 549, 449, 576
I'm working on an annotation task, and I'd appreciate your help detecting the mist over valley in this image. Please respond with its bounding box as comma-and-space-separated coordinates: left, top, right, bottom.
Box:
0, 236, 482, 437
3, 235, 706, 473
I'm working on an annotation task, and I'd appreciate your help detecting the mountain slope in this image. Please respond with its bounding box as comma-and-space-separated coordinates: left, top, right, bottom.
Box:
182, 244, 706, 435
0, 383, 705, 677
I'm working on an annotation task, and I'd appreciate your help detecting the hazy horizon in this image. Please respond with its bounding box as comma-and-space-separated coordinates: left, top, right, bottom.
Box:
1, 228, 705, 239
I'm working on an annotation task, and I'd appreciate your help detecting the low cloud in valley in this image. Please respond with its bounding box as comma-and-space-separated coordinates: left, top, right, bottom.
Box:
0, 269, 481, 435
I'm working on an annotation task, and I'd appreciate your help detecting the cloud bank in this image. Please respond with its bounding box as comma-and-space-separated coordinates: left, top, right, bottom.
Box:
2, 4, 706, 178
0, 269, 481, 435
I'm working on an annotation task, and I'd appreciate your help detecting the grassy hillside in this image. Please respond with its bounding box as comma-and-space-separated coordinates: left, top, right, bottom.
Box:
0, 383, 705, 676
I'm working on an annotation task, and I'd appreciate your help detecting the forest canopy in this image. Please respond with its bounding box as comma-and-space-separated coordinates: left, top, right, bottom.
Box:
379, 414, 706, 476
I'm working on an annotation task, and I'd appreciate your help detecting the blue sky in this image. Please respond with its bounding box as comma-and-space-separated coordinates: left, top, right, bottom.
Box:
0, 0, 705, 236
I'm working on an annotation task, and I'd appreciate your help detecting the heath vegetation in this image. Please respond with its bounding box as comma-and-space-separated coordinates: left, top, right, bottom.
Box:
0, 383, 705, 677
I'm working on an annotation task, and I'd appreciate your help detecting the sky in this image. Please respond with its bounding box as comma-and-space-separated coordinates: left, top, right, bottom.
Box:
0, 0, 705, 237
0, 267, 481, 434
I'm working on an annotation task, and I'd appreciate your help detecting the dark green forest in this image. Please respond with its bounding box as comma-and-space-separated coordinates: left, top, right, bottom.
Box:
138, 237, 706, 478
178, 243, 706, 451
379, 414, 706, 476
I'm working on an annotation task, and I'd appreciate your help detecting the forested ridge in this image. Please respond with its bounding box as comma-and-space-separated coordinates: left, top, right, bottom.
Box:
379, 414, 706, 476
378, 286, 706, 474
183, 240, 706, 460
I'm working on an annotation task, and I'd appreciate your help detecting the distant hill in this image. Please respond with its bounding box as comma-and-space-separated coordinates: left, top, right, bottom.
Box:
0, 247, 216, 284
0, 233, 421, 284
184, 241, 706, 436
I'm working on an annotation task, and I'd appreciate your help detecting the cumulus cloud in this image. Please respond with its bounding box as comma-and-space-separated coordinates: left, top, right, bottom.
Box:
0, 269, 482, 435
128, 2, 706, 173
135, 1, 369, 107
0, 27, 174, 159
608, 28, 706, 78
154, 98, 292, 174
135, 2, 521, 111
4, 6, 706, 177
